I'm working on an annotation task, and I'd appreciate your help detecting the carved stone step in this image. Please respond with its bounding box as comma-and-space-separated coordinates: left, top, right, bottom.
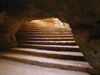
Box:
18, 27, 71, 30
16, 34, 73, 37
17, 41, 77, 45
17, 37, 74, 41
17, 32, 72, 35
9, 48, 85, 61
18, 29, 70, 32
0, 52, 99, 75
18, 44, 80, 52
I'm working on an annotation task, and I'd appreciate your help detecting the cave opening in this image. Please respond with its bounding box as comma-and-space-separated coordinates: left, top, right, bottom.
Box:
0, 15, 100, 75
11, 17, 93, 73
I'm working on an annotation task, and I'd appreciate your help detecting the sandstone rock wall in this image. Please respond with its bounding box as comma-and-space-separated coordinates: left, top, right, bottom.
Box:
0, 0, 51, 49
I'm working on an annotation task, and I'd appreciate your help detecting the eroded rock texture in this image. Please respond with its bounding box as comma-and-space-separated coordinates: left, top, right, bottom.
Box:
0, 0, 100, 70
0, 0, 51, 49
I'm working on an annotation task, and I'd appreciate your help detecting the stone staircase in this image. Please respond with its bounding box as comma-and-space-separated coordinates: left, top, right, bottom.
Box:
0, 24, 99, 75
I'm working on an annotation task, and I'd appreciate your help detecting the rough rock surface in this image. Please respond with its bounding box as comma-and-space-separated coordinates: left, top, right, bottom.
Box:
0, 0, 51, 48
0, 0, 100, 70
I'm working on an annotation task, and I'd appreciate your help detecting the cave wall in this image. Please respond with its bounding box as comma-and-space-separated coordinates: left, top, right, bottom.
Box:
0, 0, 51, 49
0, 0, 100, 70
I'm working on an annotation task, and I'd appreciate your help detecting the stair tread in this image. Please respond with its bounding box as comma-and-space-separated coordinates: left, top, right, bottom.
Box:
17, 37, 75, 41
16, 35, 73, 37
18, 41, 76, 43
17, 37, 74, 39
18, 41, 77, 45
11, 48, 83, 56
18, 32, 72, 33
19, 44, 79, 48
18, 44, 80, 52
0, 52, 92, 69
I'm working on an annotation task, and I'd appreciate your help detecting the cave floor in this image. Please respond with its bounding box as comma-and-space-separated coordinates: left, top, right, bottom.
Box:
0, 59, 90, 75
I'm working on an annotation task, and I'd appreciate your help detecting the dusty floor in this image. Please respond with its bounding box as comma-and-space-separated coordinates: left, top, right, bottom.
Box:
0, 59, 90, 75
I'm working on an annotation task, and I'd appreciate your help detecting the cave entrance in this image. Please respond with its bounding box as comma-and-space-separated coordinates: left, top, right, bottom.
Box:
0, 17, 96, 74
14, 17, 88, 69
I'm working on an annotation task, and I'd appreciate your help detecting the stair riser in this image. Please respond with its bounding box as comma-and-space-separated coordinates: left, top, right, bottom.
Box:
17, 37, 74, 41
0, 56, 98, 75
18, 45, 80, 52
17, 39, 74, 41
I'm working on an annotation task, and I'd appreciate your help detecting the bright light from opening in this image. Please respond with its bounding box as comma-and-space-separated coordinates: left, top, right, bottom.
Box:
27, 18, 72, 31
